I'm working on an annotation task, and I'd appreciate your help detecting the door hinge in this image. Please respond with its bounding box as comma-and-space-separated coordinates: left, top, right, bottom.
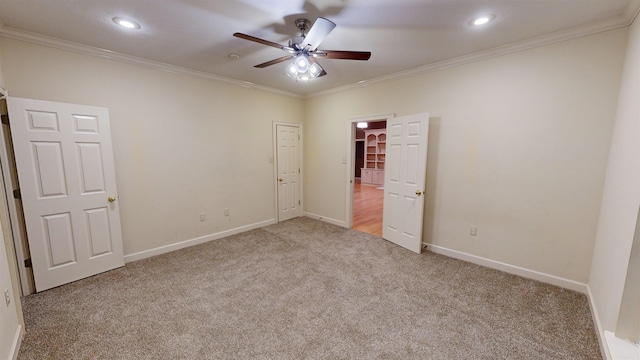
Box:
24, 258, 32, 268
12, 189, 21, 199
298, 168, 300, 173
1, 114, 8, 125
299, 200, 301, 205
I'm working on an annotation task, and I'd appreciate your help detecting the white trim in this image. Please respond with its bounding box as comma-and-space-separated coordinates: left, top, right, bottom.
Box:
0, 98, 35, 296
425, 243, 587, 293
604, 331, 640, 360
307, 13, 634, 99
304, 212, 347, 228
272, 123, 279, 222
588, 286, 613, 360
0, 26, 301, 99
625, 0, 640, 24
345, 114, 394, 229
9, 324, 23, 360
124, 219, 276, 263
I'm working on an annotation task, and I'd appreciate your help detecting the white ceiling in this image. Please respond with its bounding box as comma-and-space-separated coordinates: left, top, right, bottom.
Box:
0, 0, 636, 96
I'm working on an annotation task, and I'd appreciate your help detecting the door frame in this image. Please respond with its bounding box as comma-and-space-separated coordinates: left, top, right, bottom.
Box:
272, 121, 303, 222
345, 113, 394, 229
0, 96, 35, 296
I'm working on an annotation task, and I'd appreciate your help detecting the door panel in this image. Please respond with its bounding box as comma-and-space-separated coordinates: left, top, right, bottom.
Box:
85, 207, 113, 257
77, 143, 106, 193
382, 113, 429, 254
276, 124, 302, 222
8, 97, 124, 291
42, 212, 76, 267
33, 142, 68, 197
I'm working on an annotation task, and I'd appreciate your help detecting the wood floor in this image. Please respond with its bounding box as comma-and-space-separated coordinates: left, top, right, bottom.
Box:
352, 179, 384, 236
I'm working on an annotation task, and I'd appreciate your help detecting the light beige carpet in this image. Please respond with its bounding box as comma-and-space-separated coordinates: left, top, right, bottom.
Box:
18, 217, 601, 359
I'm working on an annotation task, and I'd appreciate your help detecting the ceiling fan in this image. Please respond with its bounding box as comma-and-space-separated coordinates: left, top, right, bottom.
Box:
233, 17, 371, 81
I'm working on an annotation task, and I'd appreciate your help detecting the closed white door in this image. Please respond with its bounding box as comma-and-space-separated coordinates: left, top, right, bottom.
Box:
382, 113, 429, 253
7, 97, 124, 292
276, 124, 302, 222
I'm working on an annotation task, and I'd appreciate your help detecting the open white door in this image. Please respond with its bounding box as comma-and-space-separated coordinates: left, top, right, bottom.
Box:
7, 97, 124, 292
382, 113, 429, 253
276, 124, 302, 222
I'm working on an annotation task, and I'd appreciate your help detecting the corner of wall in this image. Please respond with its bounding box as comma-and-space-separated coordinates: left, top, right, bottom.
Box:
587, 285, 613, 360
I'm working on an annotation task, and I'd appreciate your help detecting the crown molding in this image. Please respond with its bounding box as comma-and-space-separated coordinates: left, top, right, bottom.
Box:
626, 0, 640, 24
307, 11, 637, 99
0, 26, 302, 99
0, 5, 637, 102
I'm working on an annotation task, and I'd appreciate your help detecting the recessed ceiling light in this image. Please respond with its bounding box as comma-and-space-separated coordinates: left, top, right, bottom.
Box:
112, 17, 141, 30
471, 14, 495, 26
229, 53, 240, 60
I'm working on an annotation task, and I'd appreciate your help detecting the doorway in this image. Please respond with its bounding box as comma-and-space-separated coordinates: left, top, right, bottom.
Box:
346, 116, 390, 236
346, 113, 430, 254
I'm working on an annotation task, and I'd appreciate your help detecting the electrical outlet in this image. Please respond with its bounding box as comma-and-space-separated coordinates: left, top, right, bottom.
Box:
224, 208, 230, 216
199, 214, 205, 221
4, 289, 10, 307
470, 226, 477, 236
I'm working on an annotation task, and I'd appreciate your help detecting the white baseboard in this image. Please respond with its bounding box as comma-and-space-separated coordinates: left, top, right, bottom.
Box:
587, 285, 612, 360
605, 331, 640, 360
303, 212, 347, 228
425, 243, 588, 293
10, 324, 23, 360
124, 219, 276, 263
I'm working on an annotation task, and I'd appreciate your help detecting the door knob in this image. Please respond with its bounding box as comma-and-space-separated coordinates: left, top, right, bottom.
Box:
108, 196, 116, 202
415, 190, 423, 195
278, 178, 283, 182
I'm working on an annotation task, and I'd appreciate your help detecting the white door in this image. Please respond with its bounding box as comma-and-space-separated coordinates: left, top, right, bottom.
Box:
382, 113, 429, 253
276, 124, 302, 222
7, 97, 124, 292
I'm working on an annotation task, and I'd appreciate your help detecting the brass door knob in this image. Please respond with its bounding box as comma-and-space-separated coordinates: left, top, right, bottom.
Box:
415, 190, 423, 195
278, 178, 283, 182
108, 196, 116, 202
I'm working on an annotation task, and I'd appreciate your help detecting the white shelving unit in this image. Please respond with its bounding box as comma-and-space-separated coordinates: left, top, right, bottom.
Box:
360, 129, 386, 185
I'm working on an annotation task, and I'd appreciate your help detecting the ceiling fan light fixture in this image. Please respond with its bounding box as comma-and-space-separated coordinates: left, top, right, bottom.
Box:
286, 54, 323, 81
309, 63, 323, 77
295, 54, 310, 73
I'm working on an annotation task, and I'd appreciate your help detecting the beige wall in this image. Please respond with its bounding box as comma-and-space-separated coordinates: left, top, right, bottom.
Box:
304, 28, 627, 283
0, 38, 304, 257
0, 22, 634, 355
589, 16, 640, 332
0, 38, 24, 360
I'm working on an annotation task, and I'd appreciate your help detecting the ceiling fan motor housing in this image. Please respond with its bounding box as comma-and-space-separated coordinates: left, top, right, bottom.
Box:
295, 18, 311, 33
289, 36, 305, 49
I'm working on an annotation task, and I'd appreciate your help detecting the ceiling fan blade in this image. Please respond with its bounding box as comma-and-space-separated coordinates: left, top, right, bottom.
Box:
317, 50, 371, 61
301, 17, 336, 51
254, 55, 294, 68
233, 33, 295, 52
